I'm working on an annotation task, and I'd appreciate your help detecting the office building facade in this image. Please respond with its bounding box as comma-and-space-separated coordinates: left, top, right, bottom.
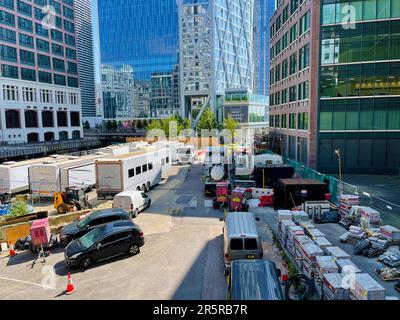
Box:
270, 0, 400, 174
0, 0, 83, 144
101, 64, 134, 119
178, 0, 255, 126
74, 0, 96, 120
98, 0, 180, 119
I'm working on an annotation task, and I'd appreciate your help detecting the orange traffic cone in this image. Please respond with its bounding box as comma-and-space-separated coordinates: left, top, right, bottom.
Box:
281, 262, 289, 283
9, 241, 16, 257
65, 272, 75, 295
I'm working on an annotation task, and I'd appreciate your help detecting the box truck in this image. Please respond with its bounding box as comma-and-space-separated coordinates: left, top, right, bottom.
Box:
96, 148, 169, 199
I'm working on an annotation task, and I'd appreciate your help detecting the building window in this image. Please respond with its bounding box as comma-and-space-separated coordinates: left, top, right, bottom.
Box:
59, 131, 68, 141
289, 53, 297, 75
289, 85, 297, 102
2, 85, 19, 101
42, 111, 54, 127
57, 111, 68, 127
69, 92, 78, 105
55, 91, 66, 104
299, 44, 310, 71
5, 110, 20, 128
299, 11, 310, 35
22, 87, 36, 102
44, 132, 54, 141
21, 68, 36, 81
70, 111, 80, 127
25, 110, 38, 128
72, 130, 81, 139
27, 132, 39, 143
40, 89, 52, 103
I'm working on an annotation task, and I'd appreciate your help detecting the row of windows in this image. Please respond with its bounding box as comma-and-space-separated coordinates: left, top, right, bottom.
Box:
319, 98, 400, 131
270, 44, 309, 86
9, 130, 81, 143
1, 64, 78, 87
128, 163, 154, 179
271, 0, 306, 37
3, 109, 80, 129
320, 62, 400, 98
0, 0, 75, 21
270, 80, 309, 106
270, 10, 310, 61
2, 84, 79, 104
0, 9, 76, 46
0, 44, 77, 73
270, 112, 309, 131
322, 0, 400, 26
321, 20, 400, 65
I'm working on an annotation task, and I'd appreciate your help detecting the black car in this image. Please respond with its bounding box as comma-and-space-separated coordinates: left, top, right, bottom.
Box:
60, 208, 131, 246
64, 220, 144, 269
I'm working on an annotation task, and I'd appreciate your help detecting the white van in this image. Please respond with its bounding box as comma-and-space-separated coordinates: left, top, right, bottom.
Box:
177, 145, 196, 164
112, 191, 151, 218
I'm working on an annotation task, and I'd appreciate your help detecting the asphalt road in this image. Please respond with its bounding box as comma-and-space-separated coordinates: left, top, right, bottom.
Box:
0, 163, 227, 300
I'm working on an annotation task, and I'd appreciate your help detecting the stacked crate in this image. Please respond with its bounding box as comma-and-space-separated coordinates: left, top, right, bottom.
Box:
314, 237, 332, 252
279, 220, 296, 248
315, 256, 339, 298
339, 195, 360, 218
299, 243, 324, 278
359, 207, 381, 230
350, 273, 386, 300
380, 225, 400, 244
306, 228, 326, 241
324, 246, 351, 260
287, 226, 305, 257
294, 235, 314, 271
291, 211, 309, 224
323, 273, 350, 300
336, 259, 362, 274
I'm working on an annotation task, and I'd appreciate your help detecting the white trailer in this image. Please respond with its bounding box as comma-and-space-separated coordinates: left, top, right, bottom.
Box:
28, 153, 110, 197
0, 155, 71, 195
254, 154, 283, 167
96, 148, 169, 198
153, 141, 183, 163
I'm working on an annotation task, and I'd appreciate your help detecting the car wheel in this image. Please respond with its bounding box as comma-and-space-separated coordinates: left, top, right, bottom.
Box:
128, 244, 140, 256
58, 204, 68, 215
80, 257, 93, 269
141, 184, 146, 192
147, 200, 151, 209
133, 208, 139, 218
146, 182, 150, 192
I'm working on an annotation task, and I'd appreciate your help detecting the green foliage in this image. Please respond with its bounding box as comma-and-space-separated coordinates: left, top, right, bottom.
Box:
196, 108, 218, 132
223, 116, 239, 138
8, 201, 30, 217
83, 121, 90, 131
146, 116, 190, 137
146, 119, 163, 131
136, 120, 143, 130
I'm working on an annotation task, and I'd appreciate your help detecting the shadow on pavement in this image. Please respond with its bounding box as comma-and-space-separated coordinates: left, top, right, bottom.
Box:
171, 234, 226, 300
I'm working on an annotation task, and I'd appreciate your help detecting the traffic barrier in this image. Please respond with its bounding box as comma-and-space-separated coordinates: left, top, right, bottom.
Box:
281, 262, 289, 283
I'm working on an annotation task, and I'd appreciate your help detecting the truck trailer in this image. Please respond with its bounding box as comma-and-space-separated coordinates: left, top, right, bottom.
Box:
0, 155, 71, 195
96, 147, 170, 198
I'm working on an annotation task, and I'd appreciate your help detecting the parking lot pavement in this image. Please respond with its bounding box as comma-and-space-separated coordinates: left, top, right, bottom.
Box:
0, 164, 227, 300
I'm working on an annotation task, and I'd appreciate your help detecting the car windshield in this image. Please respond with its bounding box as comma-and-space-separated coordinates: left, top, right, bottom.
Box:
78, 227, 105, 249
77, 215, 91, 229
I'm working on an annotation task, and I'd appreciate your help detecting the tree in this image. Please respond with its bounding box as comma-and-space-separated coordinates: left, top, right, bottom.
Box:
146, 119, 162, 131
196, 108, 217, 132
83, 120, 90, 131
223, 116, 239, 140
105, 120, 112, 131
136, 120, 143, 130
112, 120, 118, 130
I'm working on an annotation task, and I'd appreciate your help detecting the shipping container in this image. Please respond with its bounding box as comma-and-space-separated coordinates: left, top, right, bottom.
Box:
253, 165, 295, 189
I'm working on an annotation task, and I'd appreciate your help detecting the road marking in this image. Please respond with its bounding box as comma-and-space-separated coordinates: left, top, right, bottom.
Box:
0, 276, 57, 290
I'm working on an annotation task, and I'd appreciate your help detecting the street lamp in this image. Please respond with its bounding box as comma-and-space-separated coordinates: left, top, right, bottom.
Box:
335, 149, 343, 195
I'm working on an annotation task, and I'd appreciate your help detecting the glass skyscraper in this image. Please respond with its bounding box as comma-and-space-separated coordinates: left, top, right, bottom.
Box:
98, 0, 180, 119
253, 0, 275, 96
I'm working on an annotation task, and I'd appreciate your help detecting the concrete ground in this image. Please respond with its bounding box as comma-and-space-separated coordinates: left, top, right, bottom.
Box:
0, 163, 227, 300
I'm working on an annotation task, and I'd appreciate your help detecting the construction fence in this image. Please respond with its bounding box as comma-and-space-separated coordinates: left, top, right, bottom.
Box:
284, 159, 400, 228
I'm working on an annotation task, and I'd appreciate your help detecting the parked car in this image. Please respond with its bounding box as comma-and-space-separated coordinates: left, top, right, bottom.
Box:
112, 191, 151, 218
60, 208, 131, 246
226, 260, 283, 300
64, 220, 144, 269
223, 212, 263, 275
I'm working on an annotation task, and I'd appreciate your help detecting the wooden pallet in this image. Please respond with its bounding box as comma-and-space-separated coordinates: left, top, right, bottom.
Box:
374, 269, 400, 282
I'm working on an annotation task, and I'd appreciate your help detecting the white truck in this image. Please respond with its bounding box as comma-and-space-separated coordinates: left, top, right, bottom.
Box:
96, 147, 170, 199
0, 155, 70, 195
254, 154, 283, 167
177, 145, 196, 165
28, 153, 111, 197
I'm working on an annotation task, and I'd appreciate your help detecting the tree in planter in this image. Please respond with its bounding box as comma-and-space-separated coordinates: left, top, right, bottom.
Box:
111, 120, 118, 130
83, 121, 90, 131
8, 201, 30, 218
105, 120, 112, 131
136, 120, 143, 130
